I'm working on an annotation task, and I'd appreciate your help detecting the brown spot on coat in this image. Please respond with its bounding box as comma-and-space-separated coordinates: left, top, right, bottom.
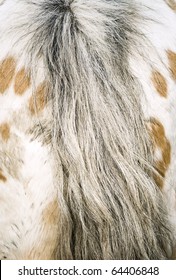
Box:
23, 200, 59, 260
14, 68, 31, 95
167, 50, 176, 80
29, 83, 47, 115
42, 199, 58, 226
0, 123, 10, 142
149, 118, 171, 189
165, 0, 176, 11
0, 57, 16, 93
0, 169, 7, 182
151, 71, 167, 98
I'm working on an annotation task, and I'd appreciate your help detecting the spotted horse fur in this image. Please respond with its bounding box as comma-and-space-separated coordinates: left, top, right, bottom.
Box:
0, 0, 176, 260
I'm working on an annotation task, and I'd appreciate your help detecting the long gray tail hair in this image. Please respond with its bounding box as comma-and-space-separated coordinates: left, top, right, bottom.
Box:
27, 0, 173, 259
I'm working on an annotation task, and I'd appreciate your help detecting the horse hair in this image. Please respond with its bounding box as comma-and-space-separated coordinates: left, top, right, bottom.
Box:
15, 0, 173, 259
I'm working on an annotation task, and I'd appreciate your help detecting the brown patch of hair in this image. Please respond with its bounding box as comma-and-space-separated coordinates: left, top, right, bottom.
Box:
24, 200, 59, 260
0, 57, 16, 93
167, 50, 176, 80
0, 123, 10, 142
42, 199, 59, 226
28, 82, 47, 115
0, 169, 7, 182
151, 71, 168, 98
14, 68, 31, 95
149, 118, 171, 189
165, 0, 176, 11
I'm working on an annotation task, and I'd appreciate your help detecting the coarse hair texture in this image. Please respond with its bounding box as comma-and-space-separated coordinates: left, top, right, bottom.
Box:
20, 0, 173, 259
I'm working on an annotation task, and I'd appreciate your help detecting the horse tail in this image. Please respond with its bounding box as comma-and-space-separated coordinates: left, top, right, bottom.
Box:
28, 0, 173, 259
